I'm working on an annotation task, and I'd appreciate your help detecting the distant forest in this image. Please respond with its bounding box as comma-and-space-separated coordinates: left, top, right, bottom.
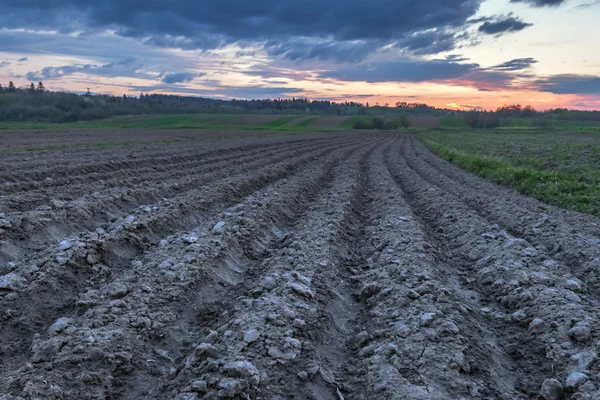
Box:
0, 81, 599, 124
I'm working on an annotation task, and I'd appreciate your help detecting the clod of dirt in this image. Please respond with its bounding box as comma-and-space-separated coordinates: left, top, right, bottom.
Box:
0, 272, 26, 291
568, 321, 593, 343
57, 239, 72, 251
212, 221, 225, 234
243, 329, 260, 343
47, 317, 72, 335
540, 379, 563, 400
566, 372, 589, 389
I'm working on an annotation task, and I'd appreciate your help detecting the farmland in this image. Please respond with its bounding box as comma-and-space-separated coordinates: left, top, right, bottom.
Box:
0, 114, 345, 131
1, 128, 599, 399
0, 113, 453, 132
418, 129, 600, 217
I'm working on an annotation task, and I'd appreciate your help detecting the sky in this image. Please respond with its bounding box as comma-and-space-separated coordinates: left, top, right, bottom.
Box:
0, 0, 599, 110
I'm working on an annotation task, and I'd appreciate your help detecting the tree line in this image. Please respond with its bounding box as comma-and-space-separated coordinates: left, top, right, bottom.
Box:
0, 82, 598, 124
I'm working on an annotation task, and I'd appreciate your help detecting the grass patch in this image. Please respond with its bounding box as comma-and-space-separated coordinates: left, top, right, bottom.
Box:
440, 116, 467, 128
417, 130, 600, 217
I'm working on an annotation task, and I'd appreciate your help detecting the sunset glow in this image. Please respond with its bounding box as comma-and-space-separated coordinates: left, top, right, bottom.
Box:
1, 0, 599, 110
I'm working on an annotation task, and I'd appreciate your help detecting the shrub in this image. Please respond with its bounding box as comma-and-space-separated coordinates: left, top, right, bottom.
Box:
384, 119, 400, 130
353, 120, 373, 129
464, 112, 501, 128
353, 117, 401, 130
533, 119, 551, 128
400, 115, 412, 128
372, 117, 385, 130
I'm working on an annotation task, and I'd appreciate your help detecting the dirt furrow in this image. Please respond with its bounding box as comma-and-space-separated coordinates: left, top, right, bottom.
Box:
3, 130, 598, 400
0, 135, 341, 196
0, 135, 380, 387
142, 135, 390, 400
0, 135, 386, 399
0, 132, 320, 181
403, 135, 600, 304
387, 135, 600, 399
0, 136, 365, 263
0, 136, 347, 212
406, 135, 600, 301
315, 139, 522, 399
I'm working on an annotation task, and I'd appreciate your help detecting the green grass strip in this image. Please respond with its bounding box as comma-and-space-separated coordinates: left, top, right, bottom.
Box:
420, 138, 600, 217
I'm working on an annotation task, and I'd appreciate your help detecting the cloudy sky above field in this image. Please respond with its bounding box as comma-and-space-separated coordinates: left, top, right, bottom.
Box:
0, 0, 599, 110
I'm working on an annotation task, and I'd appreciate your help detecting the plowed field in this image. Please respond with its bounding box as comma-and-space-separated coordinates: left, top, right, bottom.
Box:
1, 131, 598, 400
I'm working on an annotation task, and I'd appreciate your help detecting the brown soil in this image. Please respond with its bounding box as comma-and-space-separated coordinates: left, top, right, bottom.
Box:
0, 131, 599, 400
0, 129, 284, 152
280, 116, 312, 127
221, 116, 284, 126
308, 116, 350, 128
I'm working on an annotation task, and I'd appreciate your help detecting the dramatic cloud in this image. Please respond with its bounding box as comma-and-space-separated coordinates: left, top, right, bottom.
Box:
320, 59, 480, 83
510, 0, 567, 6
478, 16, 533, 34
0, 1, 481, 41
393, 30, 463, 55
264, 38, 375, 63
536, 75, 600, 94
25, 58, 150, 81
491, 57, 538, 71
318, 57, 538, 92
0, 0, 483, 61
453, 69, 528, 91
1, 0, 597, 109
161, 72, 205, 84
0, 31, 181, 65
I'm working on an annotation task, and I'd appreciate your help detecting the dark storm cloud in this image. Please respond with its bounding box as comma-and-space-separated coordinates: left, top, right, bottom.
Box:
510, 0, 567, 7
317, 57, 537, 92
392, 30, 461, 55
535, 75, 600, 94
265, 28, 475, 63
0, 31, 175, 63
161, 72, 205, 84
491, 57, 538, 71
1, 0, 481, 41
1, 0, 483, 60
478, 16, 533, 34
320, 60, 480, 83
264, 39, 376, 63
